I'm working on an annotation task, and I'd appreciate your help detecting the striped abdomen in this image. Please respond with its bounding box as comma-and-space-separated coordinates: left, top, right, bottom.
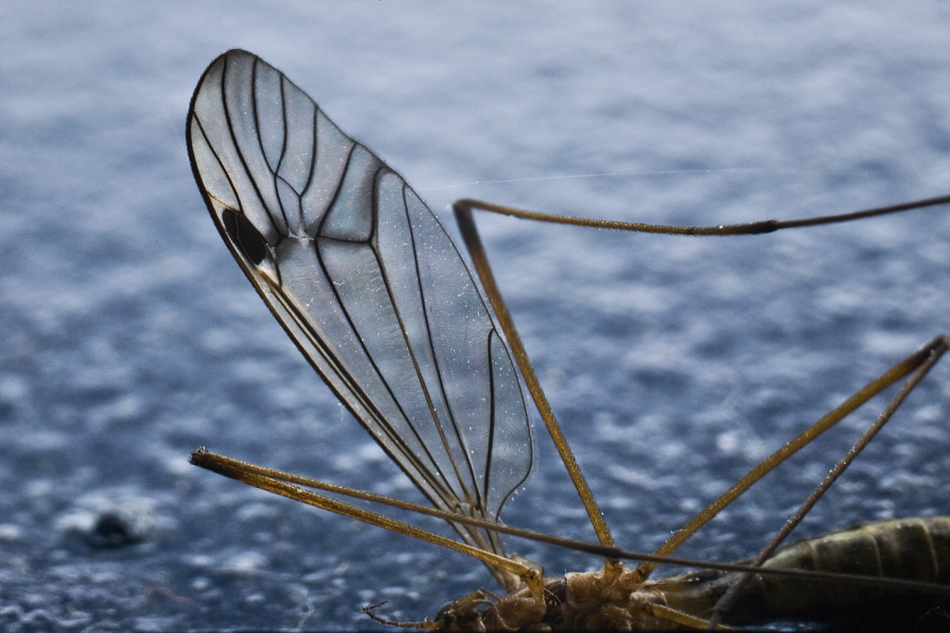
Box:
657, 517, 950, 626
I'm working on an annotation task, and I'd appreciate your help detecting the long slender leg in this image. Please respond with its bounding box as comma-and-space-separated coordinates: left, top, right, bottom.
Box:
707, 335, 949, 629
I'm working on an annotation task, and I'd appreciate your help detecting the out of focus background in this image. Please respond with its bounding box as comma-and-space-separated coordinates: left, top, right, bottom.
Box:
2, 2, 950, 631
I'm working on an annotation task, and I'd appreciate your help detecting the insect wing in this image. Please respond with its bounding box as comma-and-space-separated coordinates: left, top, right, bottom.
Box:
186, 50, 532, 553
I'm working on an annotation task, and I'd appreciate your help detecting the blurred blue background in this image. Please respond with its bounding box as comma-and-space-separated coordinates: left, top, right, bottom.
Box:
2, 2, 950, 631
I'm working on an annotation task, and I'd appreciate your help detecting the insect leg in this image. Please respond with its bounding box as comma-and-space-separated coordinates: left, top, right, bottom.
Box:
456, 195, 950, 576
635, 334, 950, 583
453, 194, 950, 236
189, 448, 543, 597
453, 203, 622, 582
707, 334, 949, 628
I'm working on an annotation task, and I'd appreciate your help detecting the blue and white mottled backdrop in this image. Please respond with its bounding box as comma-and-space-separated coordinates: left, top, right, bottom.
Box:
2, 2, 950, 631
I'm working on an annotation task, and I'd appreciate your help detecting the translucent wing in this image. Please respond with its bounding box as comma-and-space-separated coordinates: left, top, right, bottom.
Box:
186, 50, 531, 556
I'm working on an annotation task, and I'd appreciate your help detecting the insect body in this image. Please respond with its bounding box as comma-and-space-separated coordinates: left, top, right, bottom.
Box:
449, 517, 950, 630
186, 50, 950, 630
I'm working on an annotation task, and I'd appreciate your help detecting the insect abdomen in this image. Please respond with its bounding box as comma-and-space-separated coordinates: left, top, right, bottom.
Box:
660, 517, 950, 626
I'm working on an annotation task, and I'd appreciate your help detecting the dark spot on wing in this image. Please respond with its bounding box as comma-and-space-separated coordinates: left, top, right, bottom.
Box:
223, 208, 267, 265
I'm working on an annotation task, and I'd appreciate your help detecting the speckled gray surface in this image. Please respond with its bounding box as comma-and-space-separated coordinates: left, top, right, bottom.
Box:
2, 2, 950, 631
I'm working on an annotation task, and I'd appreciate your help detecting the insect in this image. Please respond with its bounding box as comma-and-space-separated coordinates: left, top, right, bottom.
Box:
186, 49, 950, 630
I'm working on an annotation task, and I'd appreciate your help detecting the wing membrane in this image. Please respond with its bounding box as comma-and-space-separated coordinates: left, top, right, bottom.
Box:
186, 50, 532, 556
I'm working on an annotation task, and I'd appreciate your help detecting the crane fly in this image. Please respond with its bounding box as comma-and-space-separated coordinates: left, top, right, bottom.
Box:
185, 50, 950, 630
